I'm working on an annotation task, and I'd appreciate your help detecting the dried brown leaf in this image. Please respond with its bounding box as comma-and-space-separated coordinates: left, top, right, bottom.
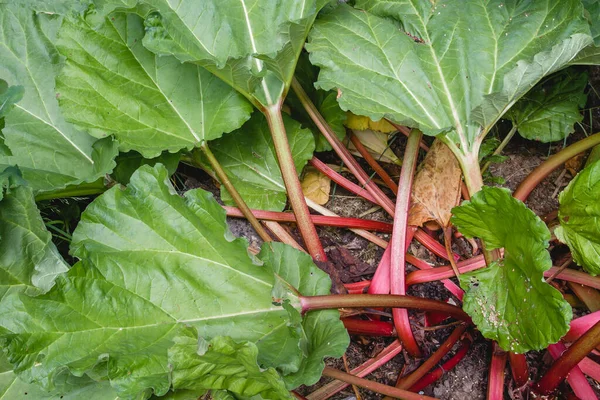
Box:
408, 140, 461, 229
301, 167, 331, 205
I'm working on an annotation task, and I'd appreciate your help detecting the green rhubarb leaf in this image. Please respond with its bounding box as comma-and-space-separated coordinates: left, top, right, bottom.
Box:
571, 0, 600, 65
506, 69, 588, 142
169, 334, 292, 400
555, 159, 600, 276
111, 150, 180, 185
259, 242, 349, 388
0, 5, 118, 192
451, 187, 571, 353
56, 12, 252, 159
137, 0, 330, 106
307, 1, 592, 158
0, 167, 26, 201
1, 164, 345, 398
4, 0, 89, 14
208, 113, 315, 211
0, 352, 119, 400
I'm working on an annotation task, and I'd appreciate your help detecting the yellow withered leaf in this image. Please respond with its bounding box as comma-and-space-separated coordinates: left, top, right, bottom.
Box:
301, 167, 331, 205
408, 140, 461, 229
345, 112, 396, 133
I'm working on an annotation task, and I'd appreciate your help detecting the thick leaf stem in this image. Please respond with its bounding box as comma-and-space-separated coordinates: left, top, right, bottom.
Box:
394, 323, 468, 391
487, 343, 508, 400
300, 294, 470, 321
264, 103, 327, 261
223, 205, 393, 232
196, 144, 273, 243
34, 178, 107, 201
309, 157, 377, 203
321, 367, 437, 400
534, 321, 600, 395
307, 340, 403, 400
342, 318, 395, 337
508, 352, 530, 388
390, 129, 423, 357
514, 132, 600, 201
409, 339, 471, 392
291, 77, 395, 215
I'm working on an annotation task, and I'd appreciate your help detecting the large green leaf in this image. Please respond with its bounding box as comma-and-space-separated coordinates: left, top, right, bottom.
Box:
56, 12, 252, 158
1, 165, 345, 398
571, 0, 600, 65
0, 5, 118, 192
170, 334, 292, 400
555, 159, 600, 276
506, 69, 588, 142
135, 0, 329, 106
111, 150, 180, 185
451, 187, 571, 352
208, 113, 315, 211
307, 1, 592, 161
0, 352, 119, 400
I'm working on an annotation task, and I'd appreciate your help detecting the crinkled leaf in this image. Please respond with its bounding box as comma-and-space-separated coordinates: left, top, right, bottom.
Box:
0, 5, 118, 192
136, 0, 329, 106
111, 150, 180, 185
0, 184, 68, 307
2, 165, 343, 398
301, 168, 330, 206
0, 167, 26, 201
259, 242, 349, 388
571, 0, 600, 64
170, 333, 292, 400
555, 159, 600, 276
0, 352, 119, 400
3, 0, 89, 14
507, 69, 587, 142
56, 12, 252, 158
307, 1, 591, 157
209, 113, 315, 211
0, 83, 23, 120
452, 187, 571, 352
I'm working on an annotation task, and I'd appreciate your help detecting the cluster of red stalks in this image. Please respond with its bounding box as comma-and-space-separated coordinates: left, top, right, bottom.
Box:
222, 78, 600, 399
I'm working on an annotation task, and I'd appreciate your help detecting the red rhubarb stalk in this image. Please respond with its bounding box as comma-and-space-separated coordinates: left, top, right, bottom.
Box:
321, 367, 437, 400
223, 206, 393, 232
414, 228, 460, 261
563, 311, 600, 343
578, 357, 600, 382
390, 129, 423, 357
343, 318, 395, 337
487, 343, 508, 400
409, 339, 472, 392
546, 342, 597, 400
348, 131, 399, 194
309, 158, 378, 204
535, 321, 600, 395
307, 340, 403, 400
369, 227, 415, 294
508, 352, 529, 388
291, 78, 396, 215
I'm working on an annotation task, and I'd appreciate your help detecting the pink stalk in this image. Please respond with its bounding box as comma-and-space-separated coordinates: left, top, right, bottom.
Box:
344, 281, 371, 294
390, 130, 423, 357
563, 311, 600, 343
307, 340, 403, 400
291, 78, 396, 215
409, 339, 472, 392
223, 206, 393, 232
309, 158, 378, 204
579, 357, 600, 382
487, 343, 508, 400
406, 255, 487, 286
414, 228, 460, 262
343, 318, 395, 337
535, 321, 600, 395
263, 221, 305, 252
369, 228, 415, 295
508, 352, 529, 388
547, 342, 597, 400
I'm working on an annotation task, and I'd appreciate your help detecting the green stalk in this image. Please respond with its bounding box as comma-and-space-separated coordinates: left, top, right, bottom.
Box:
514, 132, 600, 201
263, 103, 327, 261
195, 144, 273, 243
534, 321, 600, 395
481, 124, 517, 173
35, 178, 107, 201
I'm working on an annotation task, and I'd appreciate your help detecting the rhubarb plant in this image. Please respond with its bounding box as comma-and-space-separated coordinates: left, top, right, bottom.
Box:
306, 0, 595, 351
